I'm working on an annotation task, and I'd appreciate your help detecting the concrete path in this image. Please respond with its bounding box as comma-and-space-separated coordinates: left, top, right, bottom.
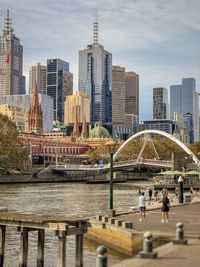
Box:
117, 201, 200, 238
112, 238, 200, 267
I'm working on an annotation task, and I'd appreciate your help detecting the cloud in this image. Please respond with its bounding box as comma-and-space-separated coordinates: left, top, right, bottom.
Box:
1, 0, 200, 120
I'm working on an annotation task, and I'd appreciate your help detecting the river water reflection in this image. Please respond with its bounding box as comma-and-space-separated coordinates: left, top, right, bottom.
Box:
0, 182, 140, 266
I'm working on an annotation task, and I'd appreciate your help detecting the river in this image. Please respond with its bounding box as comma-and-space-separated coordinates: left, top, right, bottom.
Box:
0, 182, 141, 267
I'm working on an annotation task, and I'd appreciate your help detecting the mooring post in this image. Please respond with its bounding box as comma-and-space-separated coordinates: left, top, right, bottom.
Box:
138, 232, 157, 259
37, 229, 45, 267
96, 246, 108, 267
173, 222, 188, 245
75, 232, 83, 267
56, 230, 66, 267
19, 227, 29, 267
0, 225, 6, 267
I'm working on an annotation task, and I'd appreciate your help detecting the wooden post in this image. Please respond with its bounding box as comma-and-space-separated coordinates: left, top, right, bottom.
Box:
37, 229, 45, 267
56, 231, 66, 267
19, 227, 28, 267
0, 225, 6, 267
75, 233, 83, 267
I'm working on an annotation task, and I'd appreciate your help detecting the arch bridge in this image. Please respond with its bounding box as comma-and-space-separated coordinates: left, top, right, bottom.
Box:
113, 129, 200, 169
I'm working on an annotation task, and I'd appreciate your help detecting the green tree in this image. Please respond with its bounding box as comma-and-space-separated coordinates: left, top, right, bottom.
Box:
0, 114, 28, 169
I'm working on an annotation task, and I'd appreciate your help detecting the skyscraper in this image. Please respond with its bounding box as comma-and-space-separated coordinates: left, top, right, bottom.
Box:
78, 15, 112, 127
125, 72, 139, 117
29, 63, 47, 94
153, 87, 168, 119
0, 10, 24, 97
46, 58, 70, 122
112, 66, 125, 125
170, 78, 198, 142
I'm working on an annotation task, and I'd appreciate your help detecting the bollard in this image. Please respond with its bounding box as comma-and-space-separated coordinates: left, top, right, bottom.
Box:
96, 246, 107, 267
138, 232, 157, 258
173, 222, 188, 245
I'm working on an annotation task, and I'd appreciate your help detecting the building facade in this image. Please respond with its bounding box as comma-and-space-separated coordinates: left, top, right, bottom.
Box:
46, 58, 69, 122
1, 94, 53, 132
0, 103, 26, 131
139, 119, 175, 135
170, 78, 199, 142
125, 72, 139, 117
29, 63, 47, 94
112, 66, 125, 125
64, 91, 90, 124
78, 18, 112, 127
0, 10, 24, 98
28, 87, 43, 133
153, 87, 168, 119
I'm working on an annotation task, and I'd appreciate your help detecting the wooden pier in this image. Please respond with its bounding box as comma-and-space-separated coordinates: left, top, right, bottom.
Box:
0, 212, 88, 267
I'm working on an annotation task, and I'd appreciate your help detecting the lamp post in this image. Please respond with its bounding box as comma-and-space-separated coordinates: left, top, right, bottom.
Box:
105, 140, 118, 213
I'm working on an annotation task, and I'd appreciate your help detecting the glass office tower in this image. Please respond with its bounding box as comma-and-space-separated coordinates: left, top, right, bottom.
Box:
170, 78, 198, 142
47, 59, 69, 122
78, 17, 112, 127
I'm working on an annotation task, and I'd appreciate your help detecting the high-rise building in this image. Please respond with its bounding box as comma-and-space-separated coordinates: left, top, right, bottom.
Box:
125, 72, 139, 117
0, 10, 24, 97
46, 58, 69, 122
153, 87, 168, 119
64, 91, 90, 124
29, 63, 46, 94
112, 66, 125, 125
170, 78, 198, 142
78, 16, 112, 127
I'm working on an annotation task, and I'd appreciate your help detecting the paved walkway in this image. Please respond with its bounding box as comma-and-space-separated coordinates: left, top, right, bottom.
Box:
111, 200, 200, 266
117, 200, 200, 238
112, 238, 200, 267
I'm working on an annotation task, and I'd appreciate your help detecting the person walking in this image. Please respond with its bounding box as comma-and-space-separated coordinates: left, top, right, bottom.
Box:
147, 186, 153, 205
138, 192, 146, 222
160, 193, 170, 223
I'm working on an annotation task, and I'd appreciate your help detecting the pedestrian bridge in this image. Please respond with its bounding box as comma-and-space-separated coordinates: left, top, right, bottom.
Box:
52, 158, 173, 172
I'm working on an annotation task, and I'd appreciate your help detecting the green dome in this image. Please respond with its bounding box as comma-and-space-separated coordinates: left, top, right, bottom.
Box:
90, 124, 110, 138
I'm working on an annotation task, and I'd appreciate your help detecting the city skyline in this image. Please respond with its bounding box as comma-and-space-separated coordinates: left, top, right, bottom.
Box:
0, 1, 200, 120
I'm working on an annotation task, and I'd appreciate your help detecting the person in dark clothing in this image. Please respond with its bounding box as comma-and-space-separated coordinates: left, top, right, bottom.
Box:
160, 193, 170, 223
147, 187, 153, 204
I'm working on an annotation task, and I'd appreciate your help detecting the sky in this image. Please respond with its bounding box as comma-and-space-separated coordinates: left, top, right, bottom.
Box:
0, 0, 200, 121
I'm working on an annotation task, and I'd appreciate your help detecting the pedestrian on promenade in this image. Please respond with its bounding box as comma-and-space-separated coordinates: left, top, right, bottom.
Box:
189, 186, 193, 200
154, 190, 158, 202
175, 187, 179, 199
160, 193, 170, 223
147, 186, 153, 204
137, 187, 142, 196
138, 192, 146, 222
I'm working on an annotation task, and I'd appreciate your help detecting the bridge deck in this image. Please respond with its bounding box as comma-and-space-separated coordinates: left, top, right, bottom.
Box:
0, 212, 87, 234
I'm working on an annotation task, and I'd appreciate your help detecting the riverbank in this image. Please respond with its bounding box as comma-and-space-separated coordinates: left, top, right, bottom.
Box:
86, 199, 200, 256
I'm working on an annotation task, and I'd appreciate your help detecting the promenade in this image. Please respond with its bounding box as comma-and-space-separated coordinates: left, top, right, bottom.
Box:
87, 198, 200, 264
112, 238, 200, 267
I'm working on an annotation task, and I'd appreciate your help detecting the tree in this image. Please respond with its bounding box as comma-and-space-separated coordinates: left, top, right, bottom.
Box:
0, 114, 28, 169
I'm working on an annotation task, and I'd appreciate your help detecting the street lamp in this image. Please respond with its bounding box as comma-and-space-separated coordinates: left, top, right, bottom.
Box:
105, 140, 118, 213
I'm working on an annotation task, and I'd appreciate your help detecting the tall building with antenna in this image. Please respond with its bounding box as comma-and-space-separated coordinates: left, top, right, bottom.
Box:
78, 11, 112, 129
0, 10, 24, 98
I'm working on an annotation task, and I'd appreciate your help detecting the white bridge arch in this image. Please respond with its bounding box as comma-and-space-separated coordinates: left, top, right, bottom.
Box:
113, 129, 200, 168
